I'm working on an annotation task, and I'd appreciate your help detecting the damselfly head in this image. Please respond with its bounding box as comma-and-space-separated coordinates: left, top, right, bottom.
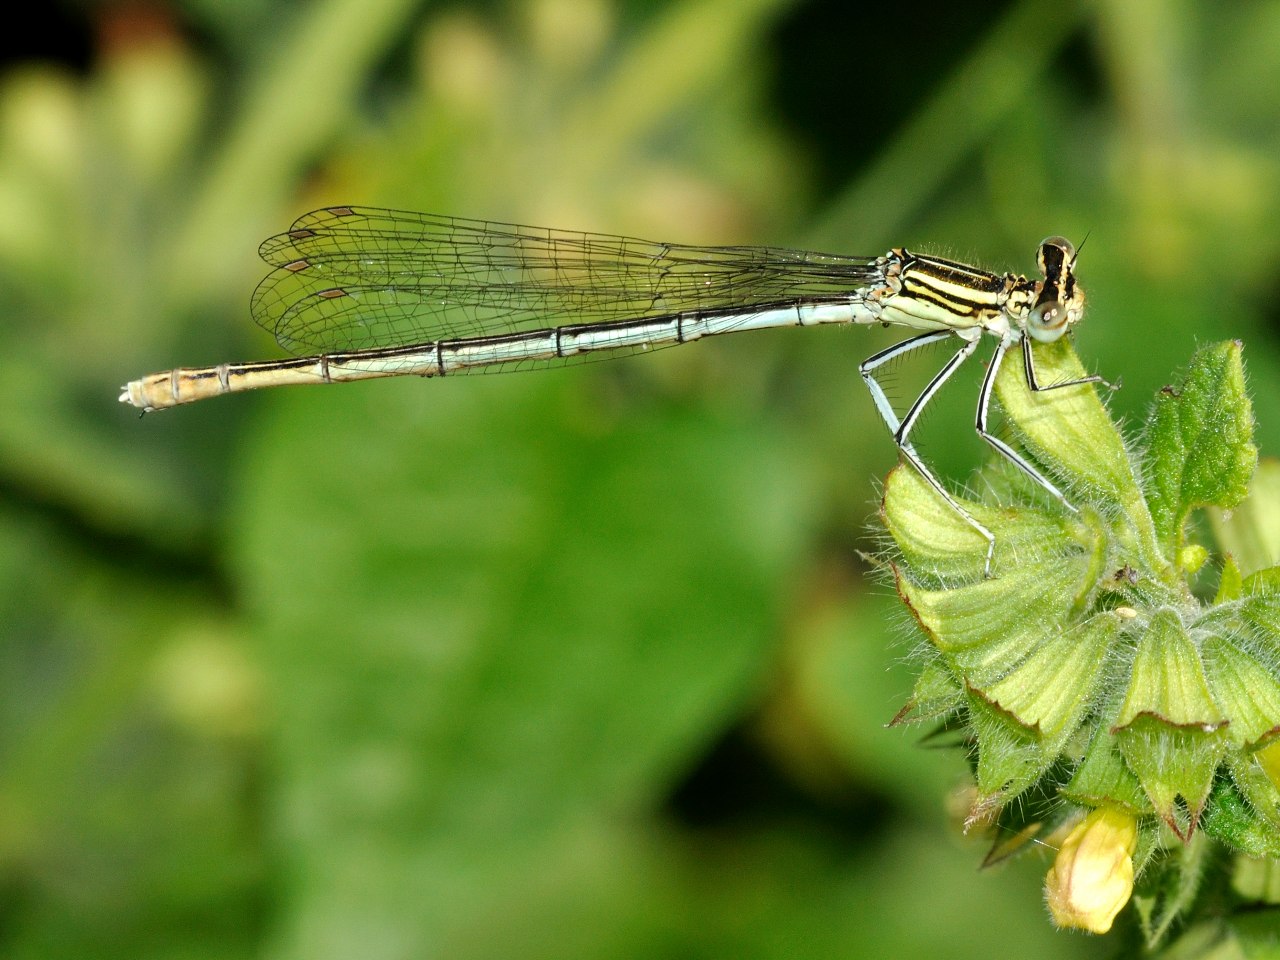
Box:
1027, 236, 1085, 343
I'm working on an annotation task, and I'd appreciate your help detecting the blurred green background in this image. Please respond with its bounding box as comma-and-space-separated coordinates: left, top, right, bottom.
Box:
3, 0, 1279, 957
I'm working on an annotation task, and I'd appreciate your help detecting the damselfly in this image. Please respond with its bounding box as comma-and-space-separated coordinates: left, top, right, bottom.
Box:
121, 206, 1107, 575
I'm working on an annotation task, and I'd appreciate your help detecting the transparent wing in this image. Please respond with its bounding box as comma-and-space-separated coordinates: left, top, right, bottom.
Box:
252, 206, 885, 355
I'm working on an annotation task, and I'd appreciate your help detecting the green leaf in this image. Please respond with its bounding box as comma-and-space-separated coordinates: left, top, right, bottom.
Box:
966, 691, 1055, 801
1227, 747, 1280, 840
1116, 610, 1227, 730
978, 612, 1120, 740
1200, 628, 1280, 747
1144, 341, 1257, 552
885, 462, 1101, 687
896, 552, 1092, 686
1114, 610, 1229, 835
994, 336, 1143, 510
1201, 776, 1280, 859
1210, 457, 1280, 577
1063, 723, 1152, 815
1132, 831, 1212, 950
890, 656, 963, 726
1243, 565, 1280, 597
881, 461, 1083, 584
1215, 554, 1244, 603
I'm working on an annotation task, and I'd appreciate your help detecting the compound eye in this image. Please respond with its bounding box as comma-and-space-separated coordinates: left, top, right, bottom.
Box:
1037, 236, 1076, 272
1028, 300, 1069, 342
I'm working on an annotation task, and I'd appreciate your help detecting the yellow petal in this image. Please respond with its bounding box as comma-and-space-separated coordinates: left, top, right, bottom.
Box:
1259, 738, 1280, 791
1044, 806, 1139, 934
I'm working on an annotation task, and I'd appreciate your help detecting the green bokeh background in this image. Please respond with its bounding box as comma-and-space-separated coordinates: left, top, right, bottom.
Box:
3, 1, 1279, 957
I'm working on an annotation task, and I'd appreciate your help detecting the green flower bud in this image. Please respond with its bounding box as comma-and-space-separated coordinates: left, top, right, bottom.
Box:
883, 339, 1279, 940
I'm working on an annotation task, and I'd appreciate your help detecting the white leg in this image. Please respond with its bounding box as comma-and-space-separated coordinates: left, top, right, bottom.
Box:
860, 331, 1000, 576
977, 336, 1074, 509
1021, 335, 1114, 393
